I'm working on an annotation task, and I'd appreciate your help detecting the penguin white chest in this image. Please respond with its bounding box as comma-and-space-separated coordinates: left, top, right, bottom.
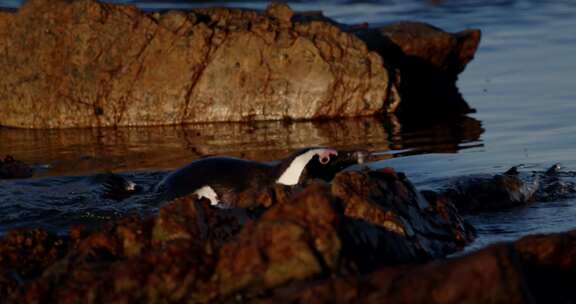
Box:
193, 185, 220, 206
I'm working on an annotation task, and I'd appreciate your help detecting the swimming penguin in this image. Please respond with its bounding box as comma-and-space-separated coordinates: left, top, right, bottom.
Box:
103, 147, 369, 208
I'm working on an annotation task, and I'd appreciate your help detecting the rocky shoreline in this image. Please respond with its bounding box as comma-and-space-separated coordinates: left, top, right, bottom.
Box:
0, 0, 479, 128
1, 167, 472, 302
1, 164, 575, 303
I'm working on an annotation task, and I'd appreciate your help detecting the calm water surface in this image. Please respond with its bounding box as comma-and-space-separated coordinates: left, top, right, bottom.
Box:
1, 0, 576, 252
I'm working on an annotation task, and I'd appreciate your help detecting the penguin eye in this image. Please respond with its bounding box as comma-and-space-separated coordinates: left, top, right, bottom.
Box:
317, 149, 337, 165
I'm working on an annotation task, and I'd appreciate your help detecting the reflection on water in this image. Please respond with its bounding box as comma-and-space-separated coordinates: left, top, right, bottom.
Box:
0, 115, 483, 177
390, 115, 484, 157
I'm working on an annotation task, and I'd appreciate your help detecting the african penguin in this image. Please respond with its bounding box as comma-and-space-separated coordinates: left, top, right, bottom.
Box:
103, 147, 369, 208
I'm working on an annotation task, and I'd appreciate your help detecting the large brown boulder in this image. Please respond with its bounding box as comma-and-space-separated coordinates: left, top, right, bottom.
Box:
0, 0, 482, 129
0, 0, 394, 128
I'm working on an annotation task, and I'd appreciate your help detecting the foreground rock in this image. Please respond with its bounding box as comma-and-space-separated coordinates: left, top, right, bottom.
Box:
0, 168, 473, 302
3, 168, 576, 303
0, 229, 67, 299
276, 230, 576, 304
0, 0, 479, 128
331, 169, 473, 269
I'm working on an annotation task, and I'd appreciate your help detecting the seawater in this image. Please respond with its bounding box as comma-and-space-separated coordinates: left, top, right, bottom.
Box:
1, 0, 576, 251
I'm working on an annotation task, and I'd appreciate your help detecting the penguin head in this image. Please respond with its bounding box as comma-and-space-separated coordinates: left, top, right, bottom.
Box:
276, 147, 369, 186
303, 148, 370, 182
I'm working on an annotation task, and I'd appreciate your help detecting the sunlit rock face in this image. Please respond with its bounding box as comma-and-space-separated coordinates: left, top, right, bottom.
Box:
0, 0, 393, 128
0, 0, 481, 129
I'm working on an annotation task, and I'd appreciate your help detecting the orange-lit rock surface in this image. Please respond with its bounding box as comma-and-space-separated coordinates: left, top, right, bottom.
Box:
0, 0, 480, 128
0, 0, 391, 128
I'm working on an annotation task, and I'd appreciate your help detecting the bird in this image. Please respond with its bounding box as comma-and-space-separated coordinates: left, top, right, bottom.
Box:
102, 147, 369, 208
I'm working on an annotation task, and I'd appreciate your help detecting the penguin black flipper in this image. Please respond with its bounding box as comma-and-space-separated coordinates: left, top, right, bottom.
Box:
100, 173, 141, 200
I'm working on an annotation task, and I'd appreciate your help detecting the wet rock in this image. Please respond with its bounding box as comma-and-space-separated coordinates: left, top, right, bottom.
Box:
152, 195, 250, 247
429, 165, 576, 213
265, 2, 294, 23
353, 21, 481, 117
8, 197, 236, 303
0, 155, 33, 179
434, 173, 538, 213
0, 229, 68, 299
277, 230, 576, 304
208, 182, 341, 301
0, 0, 393, 128
147, 167, 473, 302
332, 168, 474, 270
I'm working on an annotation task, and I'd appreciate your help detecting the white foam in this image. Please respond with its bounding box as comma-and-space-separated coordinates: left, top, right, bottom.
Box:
125, 180, 137, 191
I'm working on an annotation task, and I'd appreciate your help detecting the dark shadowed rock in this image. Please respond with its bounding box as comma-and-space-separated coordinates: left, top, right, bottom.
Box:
353, 21, 481, 117
428, 173, 539, 213
0, 229, 67, 300
6, 197, 234, 303
274, 230, 576, 304
332, 168, 474, 270
427, 166, 576, 213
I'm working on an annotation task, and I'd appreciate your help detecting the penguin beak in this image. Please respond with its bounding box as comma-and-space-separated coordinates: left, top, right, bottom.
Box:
347, 150, 370, 164
345, 150, 370, 165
